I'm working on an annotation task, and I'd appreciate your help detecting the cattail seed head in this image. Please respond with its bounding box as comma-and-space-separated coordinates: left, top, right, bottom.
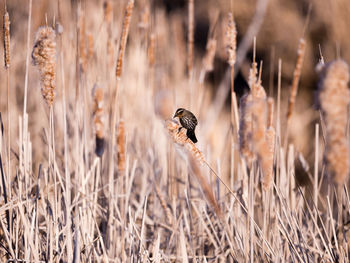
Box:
287, 38, 306, 121
202, 38, 216, 72
92, 85, 105, 157
148, 33, 155, 67
87, 33, 94, 61
166, 120, 204, 164
79, 15, 87, 73
32, 26, 57, 106
117, 120, 126, 173
116, 0, 134, 79
103, 0, 113, 24
226, 12, 237, 67
3, 11, 10, 69
318, 59, 350, 185
239, 93, 255, 163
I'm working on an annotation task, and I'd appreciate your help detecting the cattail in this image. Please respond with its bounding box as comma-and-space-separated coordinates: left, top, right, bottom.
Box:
138, 4, 150, 30
287, 38, 306, 121
55, 22, 63, 35
166, 120, 204, 164
117, 120, 126, 173
87, 33, 94, 61
32, 26, 57, 106
239, 93, 255, 163
103, 0, 113, 24
317, 60, 350, 185
187, 0, 194, 78
148, 33, 155, 67
107, 38, 114, 68
202, 38, 216, 72
165, 120, 221, 216
92, 85, 105, 157
116, 0, 134, 79
3, 11, 10, 69
79, 15, 87, 73
226, 12, 236, 67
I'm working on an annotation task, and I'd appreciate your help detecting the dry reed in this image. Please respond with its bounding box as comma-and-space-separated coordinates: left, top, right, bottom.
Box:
32, 26, 57, 106
317, 59, 350, 185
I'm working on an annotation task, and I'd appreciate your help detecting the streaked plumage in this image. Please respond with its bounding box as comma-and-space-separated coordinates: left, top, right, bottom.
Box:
173, 108, 198, 143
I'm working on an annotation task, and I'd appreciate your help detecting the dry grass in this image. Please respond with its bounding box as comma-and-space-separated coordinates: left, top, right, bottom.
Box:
1, 0, 350, 262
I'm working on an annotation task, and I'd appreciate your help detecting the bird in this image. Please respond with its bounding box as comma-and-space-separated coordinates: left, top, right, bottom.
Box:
173, 108, 198, 143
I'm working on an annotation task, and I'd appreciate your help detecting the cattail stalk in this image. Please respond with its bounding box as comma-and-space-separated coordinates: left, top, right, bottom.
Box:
3, 9, 11, 236
109, 0, 134, 173
187, 0, 194, 79
318, 60, 350, 185
226, 12, 237, 182
108, 1, 134, 238
285, 38, 306, 147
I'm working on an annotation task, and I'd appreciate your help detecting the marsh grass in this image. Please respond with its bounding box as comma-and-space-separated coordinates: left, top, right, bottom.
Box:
0, 0, 350, 262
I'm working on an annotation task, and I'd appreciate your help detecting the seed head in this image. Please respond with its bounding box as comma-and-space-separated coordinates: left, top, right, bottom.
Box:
32, 26, 56, 106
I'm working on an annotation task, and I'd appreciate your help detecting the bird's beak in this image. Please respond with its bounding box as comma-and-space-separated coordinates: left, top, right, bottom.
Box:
173, 112, 178, 118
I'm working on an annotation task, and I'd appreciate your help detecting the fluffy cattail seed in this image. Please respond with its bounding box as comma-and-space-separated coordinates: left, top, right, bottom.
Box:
317, 60, 350, 185
226, 12, 237, 67
3, 11, 10, 69
32, 26, 57, 106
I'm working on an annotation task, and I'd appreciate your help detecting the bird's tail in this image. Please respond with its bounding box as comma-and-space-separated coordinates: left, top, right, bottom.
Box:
187, 129, 198, 143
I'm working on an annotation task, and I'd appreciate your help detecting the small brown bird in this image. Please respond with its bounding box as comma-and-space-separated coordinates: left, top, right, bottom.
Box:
173, 108, 198, 143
